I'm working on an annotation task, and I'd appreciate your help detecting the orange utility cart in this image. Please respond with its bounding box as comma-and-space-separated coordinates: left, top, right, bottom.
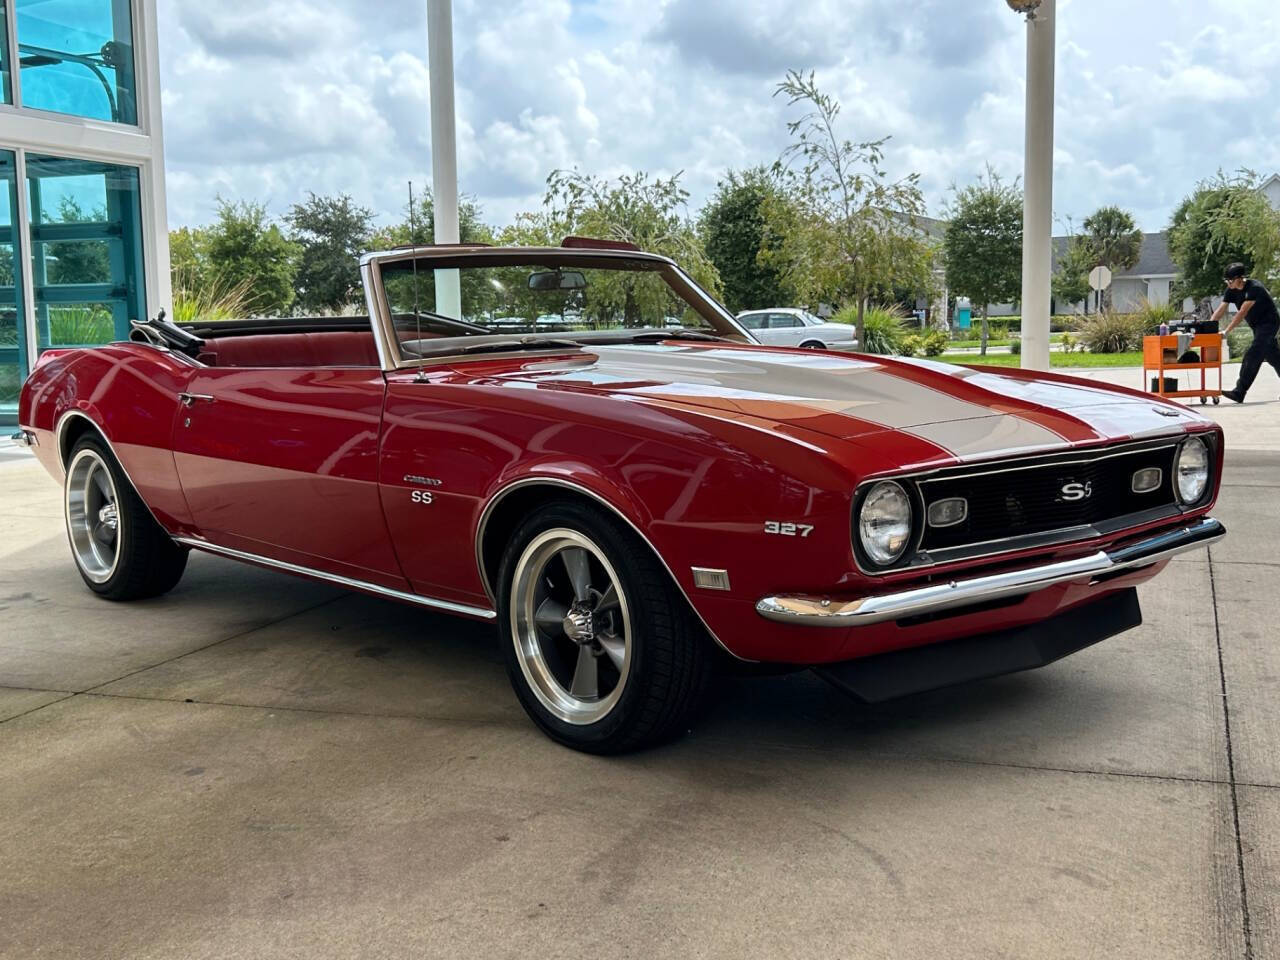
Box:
1141, 332, 1223, 405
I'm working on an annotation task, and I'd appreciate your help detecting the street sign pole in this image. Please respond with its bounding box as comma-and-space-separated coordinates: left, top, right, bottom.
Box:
1088, 265, 1113, 311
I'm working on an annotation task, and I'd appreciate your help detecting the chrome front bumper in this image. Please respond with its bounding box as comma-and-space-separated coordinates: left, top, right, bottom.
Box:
756, 517, 1225, 627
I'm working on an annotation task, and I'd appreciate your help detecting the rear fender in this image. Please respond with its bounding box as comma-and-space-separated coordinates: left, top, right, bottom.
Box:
21, 345, 198, 534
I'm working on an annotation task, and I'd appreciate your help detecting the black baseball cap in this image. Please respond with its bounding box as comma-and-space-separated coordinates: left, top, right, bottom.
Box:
1224, 263, 1247, 280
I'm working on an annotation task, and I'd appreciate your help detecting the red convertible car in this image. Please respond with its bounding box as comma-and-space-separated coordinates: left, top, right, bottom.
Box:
16, 240, 1225, 752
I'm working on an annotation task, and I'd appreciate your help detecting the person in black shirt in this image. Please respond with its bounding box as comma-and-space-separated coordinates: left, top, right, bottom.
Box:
1213, 263, 1280, 402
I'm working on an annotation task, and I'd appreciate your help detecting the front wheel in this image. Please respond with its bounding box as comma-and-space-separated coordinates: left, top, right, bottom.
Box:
64, 435, 188, 600
497, 501, 712, 753
799, 340, 826, 350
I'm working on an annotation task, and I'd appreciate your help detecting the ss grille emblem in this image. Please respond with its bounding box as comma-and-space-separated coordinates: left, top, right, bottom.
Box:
1059, 481, 1093, 502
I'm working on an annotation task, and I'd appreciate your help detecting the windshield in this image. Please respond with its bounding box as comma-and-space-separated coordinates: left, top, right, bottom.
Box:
377, 252, 739, 360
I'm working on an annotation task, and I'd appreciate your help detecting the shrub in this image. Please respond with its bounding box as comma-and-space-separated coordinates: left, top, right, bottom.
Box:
987, 319, 1009, 340
1078, 311, 1151, 353
833, 302, 910, 355
1009, 337, 1022, 355
1060, 332, 1077, 353
170, 268, 256, 324
48, 305, 114, 346
1227, 327, 1254, 360
1135, 297, 1180, 331
920, 329, 948, 356
900, 333, 923, 358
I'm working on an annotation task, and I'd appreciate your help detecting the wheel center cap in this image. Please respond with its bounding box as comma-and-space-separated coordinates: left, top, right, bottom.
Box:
98, 502, 118, 530
562, 603, 595, 644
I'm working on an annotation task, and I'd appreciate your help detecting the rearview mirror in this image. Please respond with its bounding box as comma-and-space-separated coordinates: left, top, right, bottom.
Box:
529, 270, 587, 291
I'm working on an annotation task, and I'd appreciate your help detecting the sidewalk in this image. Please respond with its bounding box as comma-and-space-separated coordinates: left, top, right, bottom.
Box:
1062, 361, 1280, 452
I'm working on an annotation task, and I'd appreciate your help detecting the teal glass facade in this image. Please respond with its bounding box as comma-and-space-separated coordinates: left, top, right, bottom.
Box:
1, 151, 24, 421
15, 0, 137, 124
1, 2, 12, 104
1, 2, 164, 427
26, 154, 145, 351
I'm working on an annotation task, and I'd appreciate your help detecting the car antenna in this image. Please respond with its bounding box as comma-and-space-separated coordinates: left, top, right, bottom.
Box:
408, 180, 426, 382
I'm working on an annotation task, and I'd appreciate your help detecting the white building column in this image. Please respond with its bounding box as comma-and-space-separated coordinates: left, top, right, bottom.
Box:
427, 0, 461, 318
136, 0, 172, 314
1018, 0, 1055, 372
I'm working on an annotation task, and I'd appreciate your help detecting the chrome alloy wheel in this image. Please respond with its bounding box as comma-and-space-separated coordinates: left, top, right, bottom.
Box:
65, 448, 122, 584
510, 529, 632, 725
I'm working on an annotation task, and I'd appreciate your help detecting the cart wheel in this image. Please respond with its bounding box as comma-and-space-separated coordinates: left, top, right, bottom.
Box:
1200, 396, 1208, 405
1213, 396, 1220, 405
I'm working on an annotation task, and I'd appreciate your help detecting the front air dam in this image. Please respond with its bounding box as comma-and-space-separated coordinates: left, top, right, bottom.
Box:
812, 588, 1142, 703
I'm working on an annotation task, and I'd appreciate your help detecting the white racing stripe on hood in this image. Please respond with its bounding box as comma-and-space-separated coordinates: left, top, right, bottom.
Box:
566, 346, 1021, 431
905, 415, 1067, 459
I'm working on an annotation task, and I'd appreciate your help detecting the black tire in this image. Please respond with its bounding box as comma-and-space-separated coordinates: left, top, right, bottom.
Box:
497, 500, 713, 754
800, 340, 826, 350
64, 434, 188, 601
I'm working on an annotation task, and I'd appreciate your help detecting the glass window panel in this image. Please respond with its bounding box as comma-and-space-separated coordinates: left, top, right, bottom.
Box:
380, 259, 714, 346
16, 0, 137, 123
1, 2, 13, 104
26, 154, 145, 351
1, 151, 24, 425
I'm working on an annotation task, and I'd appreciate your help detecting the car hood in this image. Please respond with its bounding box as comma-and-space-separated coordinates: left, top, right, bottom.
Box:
483, 343, 1206, 460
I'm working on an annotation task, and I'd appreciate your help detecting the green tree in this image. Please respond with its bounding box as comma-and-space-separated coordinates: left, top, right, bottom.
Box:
942, 167, 1022, 355
369, 187, 493, 248
534, 167, 722, 325
204, 199, 299, 315
1168, 170, 1280, 301
369, 189, 498, 320
46, 196, 110, 286
1082, 205, 1142, 310
699, 167, 793, 313
170, 225, 208, 277
761, 70, 933, 347
1052, 234, 1094, 312
285, 192, 374, 312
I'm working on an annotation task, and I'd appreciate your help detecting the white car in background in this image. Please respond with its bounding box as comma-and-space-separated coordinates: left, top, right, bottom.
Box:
736, 308, 858, 350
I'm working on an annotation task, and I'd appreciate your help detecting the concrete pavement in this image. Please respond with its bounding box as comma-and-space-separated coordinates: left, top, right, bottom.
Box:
1, 401, 1278, 958
1065, 360, 1280, 453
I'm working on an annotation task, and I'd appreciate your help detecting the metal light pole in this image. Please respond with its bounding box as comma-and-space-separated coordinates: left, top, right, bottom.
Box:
1009, 0, 1055, 371
427, 0, 461, 318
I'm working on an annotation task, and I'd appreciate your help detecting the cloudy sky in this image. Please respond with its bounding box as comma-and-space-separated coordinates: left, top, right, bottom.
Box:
156, 0, 1280, 235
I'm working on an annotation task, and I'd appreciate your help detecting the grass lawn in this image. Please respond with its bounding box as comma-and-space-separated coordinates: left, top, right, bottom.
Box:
947, 333, 1069, 351
937, 351, 1147, 368
948, 338, 1013, 349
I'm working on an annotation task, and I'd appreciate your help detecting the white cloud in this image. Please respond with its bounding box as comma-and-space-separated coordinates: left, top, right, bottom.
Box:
156, 0, 1280, 236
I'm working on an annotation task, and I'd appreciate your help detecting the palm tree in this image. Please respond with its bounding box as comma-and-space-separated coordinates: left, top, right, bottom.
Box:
1083, 206, 1143, 311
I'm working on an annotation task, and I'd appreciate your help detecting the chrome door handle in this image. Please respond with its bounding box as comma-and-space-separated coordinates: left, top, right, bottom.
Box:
178, 393, 215, 407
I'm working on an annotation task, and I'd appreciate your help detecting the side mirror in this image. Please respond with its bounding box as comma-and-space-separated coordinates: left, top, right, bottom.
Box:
529, 270, 587, 291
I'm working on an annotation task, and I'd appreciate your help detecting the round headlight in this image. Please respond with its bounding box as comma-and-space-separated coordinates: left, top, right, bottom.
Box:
1174, 436, 1210, 504
858, 481, 913, 566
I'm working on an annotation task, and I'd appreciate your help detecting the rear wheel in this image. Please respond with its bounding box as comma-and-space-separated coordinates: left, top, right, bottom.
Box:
498, 501, 711, 753
64, 435, 188, 600
800, 340, 826, 350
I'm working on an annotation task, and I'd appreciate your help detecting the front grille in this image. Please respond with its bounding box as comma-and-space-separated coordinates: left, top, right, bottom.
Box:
917, 442, 1181, 554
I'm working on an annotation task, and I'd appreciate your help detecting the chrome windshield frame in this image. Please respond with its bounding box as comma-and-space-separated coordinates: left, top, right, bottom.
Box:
359, 246, 751, 373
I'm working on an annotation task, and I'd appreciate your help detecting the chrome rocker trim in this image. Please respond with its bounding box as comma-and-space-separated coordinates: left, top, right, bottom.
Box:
756, 517, 1225, 628
175, 537, 498, 621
